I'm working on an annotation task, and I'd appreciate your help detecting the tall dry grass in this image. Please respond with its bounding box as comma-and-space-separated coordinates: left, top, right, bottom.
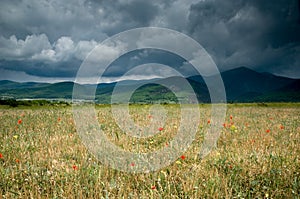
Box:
0, 104, 299, 198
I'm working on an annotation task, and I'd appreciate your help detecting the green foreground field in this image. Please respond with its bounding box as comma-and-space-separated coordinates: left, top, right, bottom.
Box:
0, 104, 299, 198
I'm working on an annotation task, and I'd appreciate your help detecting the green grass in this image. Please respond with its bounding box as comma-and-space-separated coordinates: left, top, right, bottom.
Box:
0, 103, 299, 198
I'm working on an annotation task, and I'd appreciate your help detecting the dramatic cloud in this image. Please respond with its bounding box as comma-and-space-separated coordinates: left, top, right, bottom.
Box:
0, 34, 51, 60
0, 0, 299, 82
188, 0, 300, 77
0, 34, 100, 62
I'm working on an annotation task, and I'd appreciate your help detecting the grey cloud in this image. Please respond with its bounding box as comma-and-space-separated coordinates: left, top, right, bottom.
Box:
0, 59, 80, 78
119, 0, 159, 25
187, 0, 300, 75
103, 49, 189, 77
0, 0, 108, 42
0, 34, 100, 62
0, 34, 52, 60
0, 0, 300, 81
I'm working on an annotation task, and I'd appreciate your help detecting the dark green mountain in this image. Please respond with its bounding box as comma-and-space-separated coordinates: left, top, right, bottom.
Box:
0, 67, 299, 103
0, 81, 84, 99
0, 80, 48, 90
220, 67, 295, 102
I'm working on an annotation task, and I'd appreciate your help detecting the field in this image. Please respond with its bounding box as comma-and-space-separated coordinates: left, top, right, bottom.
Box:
0, 103, 300, 198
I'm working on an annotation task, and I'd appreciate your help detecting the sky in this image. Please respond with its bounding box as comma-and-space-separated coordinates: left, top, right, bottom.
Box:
0, 0, 299, 83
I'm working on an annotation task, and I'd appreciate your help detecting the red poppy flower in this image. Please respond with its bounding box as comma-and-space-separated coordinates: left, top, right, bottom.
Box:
15, 159, 20, 163
58, 117, 61, 122
223, 123, 226, 128
280, 125, 284, 130
165, 142, 169, 147
0, 153, 3, 159
72, 165, 78, 170
130, 162, 135, 167
151, 185, 156, 190
230, 115, 233, 120
17, 119, 22, 124
180, 155, 186, 160
207, 120, 211, 124
266, 129, 270, 133
158, 127, 164, 131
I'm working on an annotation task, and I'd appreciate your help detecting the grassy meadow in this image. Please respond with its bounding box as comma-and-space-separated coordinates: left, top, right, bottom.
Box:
0, 103, 300, 198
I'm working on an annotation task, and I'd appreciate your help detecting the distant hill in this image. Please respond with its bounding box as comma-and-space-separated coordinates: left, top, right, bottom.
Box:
0, 80, 49, 90
0, 67, 299, 103
0, 81, 85, 99
220, 67, 296, 102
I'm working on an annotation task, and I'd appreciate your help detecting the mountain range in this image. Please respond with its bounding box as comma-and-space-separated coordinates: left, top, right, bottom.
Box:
0, 67, 299, 103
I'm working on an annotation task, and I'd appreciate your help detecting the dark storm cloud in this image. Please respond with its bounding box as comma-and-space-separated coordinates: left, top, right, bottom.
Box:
0, 0, 299, 81
0, 59, 80, 78
0, 0, 159, 41
0, 0, 109, 42
103, 49, 193, 77
118, 0, 159, 26
187, 0, 300, 77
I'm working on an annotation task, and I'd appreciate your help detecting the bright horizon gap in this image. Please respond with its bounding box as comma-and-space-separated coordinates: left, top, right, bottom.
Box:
0, 66, 299, 84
